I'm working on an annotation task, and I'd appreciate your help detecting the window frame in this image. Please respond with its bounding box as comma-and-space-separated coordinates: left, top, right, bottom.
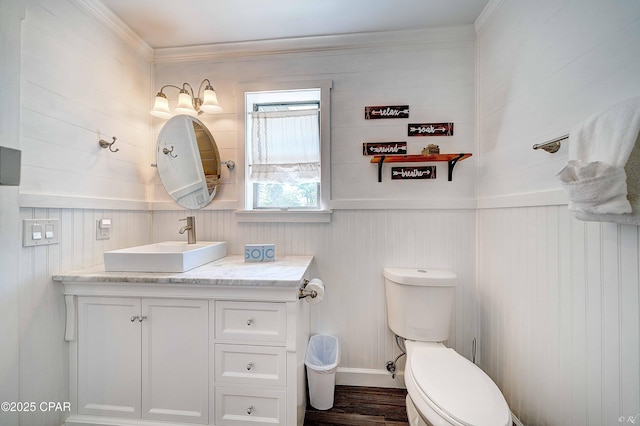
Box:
236, 80, 332, 223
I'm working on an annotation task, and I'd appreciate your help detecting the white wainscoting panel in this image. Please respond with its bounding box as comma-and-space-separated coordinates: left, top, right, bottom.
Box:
153, 209, 476, 385
478, 206, 640, 426
17, 207, 151, 425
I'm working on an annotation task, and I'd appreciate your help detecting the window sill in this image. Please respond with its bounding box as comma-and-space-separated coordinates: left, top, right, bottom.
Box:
234, 209, 332, 223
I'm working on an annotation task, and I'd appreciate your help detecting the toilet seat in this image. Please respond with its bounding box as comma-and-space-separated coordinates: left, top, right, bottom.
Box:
405, 342, 511, 426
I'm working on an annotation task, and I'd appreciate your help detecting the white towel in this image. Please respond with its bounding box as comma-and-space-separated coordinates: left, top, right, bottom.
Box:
574, 133, 640, 225
557, 96, 640, 216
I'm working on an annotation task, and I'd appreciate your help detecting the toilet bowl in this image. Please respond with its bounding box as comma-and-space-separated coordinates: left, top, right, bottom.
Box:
383, 268, 511, 426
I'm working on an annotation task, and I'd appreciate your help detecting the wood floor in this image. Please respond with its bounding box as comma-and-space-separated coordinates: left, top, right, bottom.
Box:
304, 385, 409, 426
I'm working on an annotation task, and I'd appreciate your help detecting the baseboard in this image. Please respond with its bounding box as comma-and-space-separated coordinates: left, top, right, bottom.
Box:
335, 367, 405, 389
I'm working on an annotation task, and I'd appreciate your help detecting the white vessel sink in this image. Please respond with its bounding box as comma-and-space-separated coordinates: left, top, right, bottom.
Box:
104, 241, 227, 273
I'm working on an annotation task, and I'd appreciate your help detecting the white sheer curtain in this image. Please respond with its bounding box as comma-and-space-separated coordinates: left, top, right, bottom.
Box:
250, 109, 320, 183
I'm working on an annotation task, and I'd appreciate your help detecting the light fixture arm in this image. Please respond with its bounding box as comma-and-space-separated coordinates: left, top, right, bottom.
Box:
197, 79, 214, 96
156, 84, 183, 97
181, 82, 195, 97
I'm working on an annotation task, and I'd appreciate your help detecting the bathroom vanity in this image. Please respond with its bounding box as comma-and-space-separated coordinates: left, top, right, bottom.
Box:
53, 255, 313, 426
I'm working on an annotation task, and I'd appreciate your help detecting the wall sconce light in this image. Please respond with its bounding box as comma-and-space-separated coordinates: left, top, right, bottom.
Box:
150, 79, 223, 119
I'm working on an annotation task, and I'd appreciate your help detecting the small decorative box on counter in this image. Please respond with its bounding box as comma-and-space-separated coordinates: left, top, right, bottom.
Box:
245, 244, 276, 262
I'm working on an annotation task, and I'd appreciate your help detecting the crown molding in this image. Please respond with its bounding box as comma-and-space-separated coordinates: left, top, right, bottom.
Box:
474, 0, 511, 37
71, 0, 153, 61
64, 3, 477, 64
152, 26, 477, 63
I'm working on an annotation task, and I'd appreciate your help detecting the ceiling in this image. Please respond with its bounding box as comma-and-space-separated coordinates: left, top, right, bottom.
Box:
98, 0, 489, 49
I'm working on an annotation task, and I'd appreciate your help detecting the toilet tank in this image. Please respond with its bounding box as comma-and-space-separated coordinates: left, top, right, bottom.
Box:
384, 268, 456, 342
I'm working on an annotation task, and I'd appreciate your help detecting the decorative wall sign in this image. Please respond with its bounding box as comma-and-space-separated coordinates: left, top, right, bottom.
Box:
391, 166, 436, 180
362, 141, 407, 155
365, 105, 410, 119
408, 122, 454, 136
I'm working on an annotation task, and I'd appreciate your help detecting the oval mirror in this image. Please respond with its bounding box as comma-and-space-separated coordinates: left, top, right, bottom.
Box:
156, 115, 221, 209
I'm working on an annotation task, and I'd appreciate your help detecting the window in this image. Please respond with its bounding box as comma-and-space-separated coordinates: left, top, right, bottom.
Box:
240, 81, 331, 220
251, 100, 320, 209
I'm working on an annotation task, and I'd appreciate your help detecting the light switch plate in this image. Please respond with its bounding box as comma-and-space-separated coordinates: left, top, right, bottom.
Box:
23, 219, 59, 247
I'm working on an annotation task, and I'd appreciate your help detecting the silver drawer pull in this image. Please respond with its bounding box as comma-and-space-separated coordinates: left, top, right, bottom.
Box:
246, 362, 253, 371
246, 318, 254, 326
247, 405, 253, 415
138, 315, 147, 322
130, 316, 139, 322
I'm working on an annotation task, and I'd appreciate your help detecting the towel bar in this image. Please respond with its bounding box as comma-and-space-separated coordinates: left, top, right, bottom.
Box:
532, 134, 568, 153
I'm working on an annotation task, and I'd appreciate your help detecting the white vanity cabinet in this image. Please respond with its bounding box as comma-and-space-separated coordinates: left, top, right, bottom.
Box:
77, 297, 209, 424
54, 255, 313, 426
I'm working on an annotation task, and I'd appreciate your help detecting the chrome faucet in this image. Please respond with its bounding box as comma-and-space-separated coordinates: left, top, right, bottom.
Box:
178, 216, 196, 244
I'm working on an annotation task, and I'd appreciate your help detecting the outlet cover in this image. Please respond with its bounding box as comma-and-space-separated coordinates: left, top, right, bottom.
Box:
96, 219, 111, 240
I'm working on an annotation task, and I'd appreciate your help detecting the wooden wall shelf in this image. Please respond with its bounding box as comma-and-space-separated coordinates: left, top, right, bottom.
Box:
370, 153, 472, 182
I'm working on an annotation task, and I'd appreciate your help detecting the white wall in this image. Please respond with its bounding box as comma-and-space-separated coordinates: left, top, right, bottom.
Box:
477, 0, 640, 202
11, 1, 640, 424
0, 2, 25, 425
151, 32, 479, 384
476, 1, 640, 424
151, 27, 478, 209
4, 1, 155, 425
20, 0, 152, 206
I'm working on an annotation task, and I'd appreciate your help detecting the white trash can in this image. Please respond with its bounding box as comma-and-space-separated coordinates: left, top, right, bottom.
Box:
305, 334, 339, 410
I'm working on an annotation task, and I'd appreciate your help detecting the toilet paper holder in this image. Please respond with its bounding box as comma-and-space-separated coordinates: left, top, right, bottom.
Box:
298, 279, 318, 300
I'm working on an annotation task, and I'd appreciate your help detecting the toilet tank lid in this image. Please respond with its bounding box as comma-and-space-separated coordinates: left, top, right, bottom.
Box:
383, 268, 457, 286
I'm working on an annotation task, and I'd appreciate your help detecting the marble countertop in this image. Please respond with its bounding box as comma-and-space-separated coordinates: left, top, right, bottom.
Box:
52, 255, 313, 287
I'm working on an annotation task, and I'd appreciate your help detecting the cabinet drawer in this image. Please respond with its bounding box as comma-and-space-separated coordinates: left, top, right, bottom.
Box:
215, 387, 286, 426
215, 344, 286, 386
215, 301, 286, 343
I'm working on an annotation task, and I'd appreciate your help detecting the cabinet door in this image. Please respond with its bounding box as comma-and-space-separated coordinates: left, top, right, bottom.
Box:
141, 298, 209, 424
77, 297, 141, 418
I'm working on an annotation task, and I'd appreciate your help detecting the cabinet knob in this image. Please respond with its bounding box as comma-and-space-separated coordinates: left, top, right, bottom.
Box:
130, 316, 139, 322
247, 405, 253, 415
246, 318, 254, 326
138, 316, 147, 322
246, 362, 253, 371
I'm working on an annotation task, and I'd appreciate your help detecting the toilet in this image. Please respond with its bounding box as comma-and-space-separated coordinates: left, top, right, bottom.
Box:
384, 268, 511, 426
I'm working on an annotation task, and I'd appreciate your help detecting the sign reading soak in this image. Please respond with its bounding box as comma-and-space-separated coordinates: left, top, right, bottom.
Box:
408, 122, 454, 136
392, 166, 436, 180
245, 244, 276, 262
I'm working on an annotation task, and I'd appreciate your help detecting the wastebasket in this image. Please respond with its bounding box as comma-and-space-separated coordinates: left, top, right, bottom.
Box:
305, 334, 339, 410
